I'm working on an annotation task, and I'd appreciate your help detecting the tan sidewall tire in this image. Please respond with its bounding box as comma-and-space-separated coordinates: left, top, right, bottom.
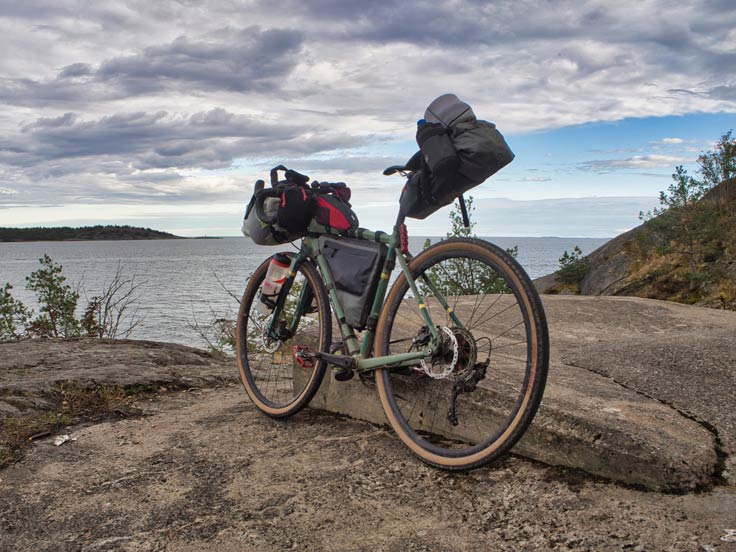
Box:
374, 238, 548, 469
236, 257, 329, 418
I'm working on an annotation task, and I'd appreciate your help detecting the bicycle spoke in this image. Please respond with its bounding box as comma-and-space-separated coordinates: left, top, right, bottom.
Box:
239, 264, 326, 413
379, 239, 547, 465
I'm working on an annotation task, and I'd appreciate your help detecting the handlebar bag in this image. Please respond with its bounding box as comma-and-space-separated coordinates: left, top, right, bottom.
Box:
242, 194, 295, 245
242, 179, 310, 245
312, 182, 359, 232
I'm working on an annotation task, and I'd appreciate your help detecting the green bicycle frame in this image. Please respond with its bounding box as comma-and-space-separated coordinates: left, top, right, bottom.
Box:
266, 218, 464, 373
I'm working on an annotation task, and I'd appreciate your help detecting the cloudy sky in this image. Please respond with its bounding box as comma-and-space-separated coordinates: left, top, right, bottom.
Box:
1, 0, 735, 237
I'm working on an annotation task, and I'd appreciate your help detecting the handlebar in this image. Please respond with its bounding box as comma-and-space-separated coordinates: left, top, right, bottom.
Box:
269, 165, 309, 187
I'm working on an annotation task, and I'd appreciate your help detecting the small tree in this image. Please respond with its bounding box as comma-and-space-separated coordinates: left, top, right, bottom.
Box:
639, 165, 720, 289
420, 196, 518, 296
697, 130, 736, 189
639, 165, 707, 221
26, 255, 80, 338
556, 246, 590, 286
0, 284, 30, 341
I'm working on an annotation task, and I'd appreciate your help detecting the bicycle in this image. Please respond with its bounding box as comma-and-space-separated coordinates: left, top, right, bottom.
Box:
236, 166, 549, 471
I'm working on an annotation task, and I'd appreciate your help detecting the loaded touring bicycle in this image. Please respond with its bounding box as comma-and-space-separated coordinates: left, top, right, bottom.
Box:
237, 94, 549, 470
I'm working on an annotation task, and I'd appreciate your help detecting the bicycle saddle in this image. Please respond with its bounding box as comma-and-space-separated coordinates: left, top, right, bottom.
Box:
383, 151, 421, 176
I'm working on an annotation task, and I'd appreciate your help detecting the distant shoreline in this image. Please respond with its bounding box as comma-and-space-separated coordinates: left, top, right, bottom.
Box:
0, 225, 206, 242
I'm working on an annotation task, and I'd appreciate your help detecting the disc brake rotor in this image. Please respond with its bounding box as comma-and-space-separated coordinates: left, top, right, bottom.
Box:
419, 327, 458, 379
452, 327, 478, 375
260, 314, 281, 354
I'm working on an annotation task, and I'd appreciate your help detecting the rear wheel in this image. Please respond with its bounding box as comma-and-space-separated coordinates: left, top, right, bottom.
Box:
236, 255, 330, 418
375, 238, 548, 470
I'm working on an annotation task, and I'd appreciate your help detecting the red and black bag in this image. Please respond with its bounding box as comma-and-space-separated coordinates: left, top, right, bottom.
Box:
311, 182, 359, 232
245, 167, 358, 243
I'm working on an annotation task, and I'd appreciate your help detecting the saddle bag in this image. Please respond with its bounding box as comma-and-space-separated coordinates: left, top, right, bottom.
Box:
318, 235, 387, 330
399, 94, 515, 220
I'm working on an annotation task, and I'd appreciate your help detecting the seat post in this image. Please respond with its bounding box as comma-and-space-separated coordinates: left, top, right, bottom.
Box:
394, 211, 406, 233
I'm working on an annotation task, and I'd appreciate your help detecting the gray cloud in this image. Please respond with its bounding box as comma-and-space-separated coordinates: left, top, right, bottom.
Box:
1, 0, 736, 226
3, 108, 364, 172
96, 27, 303, 94
708, 83, 736, 101
0, 107, 366, 204
0, 26, 303, 106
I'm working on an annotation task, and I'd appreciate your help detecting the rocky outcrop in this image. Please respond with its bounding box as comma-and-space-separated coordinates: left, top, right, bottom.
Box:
534, 225, 642, 296
297, 296, 736, 491
3, 296, 736, 493
535, 178, 736, 297
0, 338, 237, 418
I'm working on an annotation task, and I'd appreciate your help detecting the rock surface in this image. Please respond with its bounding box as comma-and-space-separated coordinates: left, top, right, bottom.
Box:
2, 386, 735, 551
534, 226, 641, 295
300, 296, 736, 491
0, 338, 237, 417
1, 297, 736, 549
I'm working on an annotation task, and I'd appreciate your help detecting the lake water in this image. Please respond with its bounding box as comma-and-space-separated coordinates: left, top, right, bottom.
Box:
0, 235, 608, 347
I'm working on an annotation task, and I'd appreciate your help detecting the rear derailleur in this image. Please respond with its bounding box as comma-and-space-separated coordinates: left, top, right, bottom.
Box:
447, 359, 489, 427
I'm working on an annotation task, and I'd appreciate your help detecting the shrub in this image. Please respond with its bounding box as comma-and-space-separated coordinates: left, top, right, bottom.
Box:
1, 256, 144, 342
556, 246, 590, 285
0, 284, 30, 341
25, 255, 80, 338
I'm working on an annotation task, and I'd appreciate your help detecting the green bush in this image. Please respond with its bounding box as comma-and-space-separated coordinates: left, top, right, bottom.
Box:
1, 256, 143, 342
25, 255, 81, 338
556, 246, 590, 285
0, 284, 30, 341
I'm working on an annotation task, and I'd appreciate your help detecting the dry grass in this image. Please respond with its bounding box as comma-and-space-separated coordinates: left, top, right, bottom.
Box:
0, 382, 167, 468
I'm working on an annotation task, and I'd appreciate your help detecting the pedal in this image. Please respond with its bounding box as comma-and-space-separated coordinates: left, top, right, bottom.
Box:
293, 345, 316, 368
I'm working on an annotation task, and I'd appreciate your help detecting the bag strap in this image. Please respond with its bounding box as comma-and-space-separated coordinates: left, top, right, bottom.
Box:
458, 194, 470, 228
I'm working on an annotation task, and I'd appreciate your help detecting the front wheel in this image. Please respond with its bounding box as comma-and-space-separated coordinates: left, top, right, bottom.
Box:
375, 238, 549, 470
236, 255, 331, 418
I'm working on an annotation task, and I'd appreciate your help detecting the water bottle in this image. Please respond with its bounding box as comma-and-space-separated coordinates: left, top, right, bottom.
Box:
256, 253, 291, 316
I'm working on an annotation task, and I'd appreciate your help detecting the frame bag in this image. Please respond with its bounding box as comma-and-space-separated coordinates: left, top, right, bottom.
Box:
318, 235, 387, 330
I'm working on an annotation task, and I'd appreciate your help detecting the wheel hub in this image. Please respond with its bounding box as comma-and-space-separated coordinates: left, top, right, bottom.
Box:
260, 314, 281, 353
419, 327, 458, 379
